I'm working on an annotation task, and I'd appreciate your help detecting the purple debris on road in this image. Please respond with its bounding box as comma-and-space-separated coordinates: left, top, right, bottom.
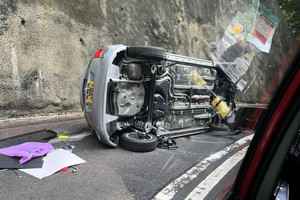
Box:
0, 142, 54, 164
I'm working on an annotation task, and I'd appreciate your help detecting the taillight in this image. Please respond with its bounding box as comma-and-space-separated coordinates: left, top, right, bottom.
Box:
94, 49, 104, 58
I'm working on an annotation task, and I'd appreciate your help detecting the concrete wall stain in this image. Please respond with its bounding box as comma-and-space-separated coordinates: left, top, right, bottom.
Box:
0, 0, 17, 35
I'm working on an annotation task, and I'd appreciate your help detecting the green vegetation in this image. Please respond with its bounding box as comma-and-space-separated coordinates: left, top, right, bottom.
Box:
278, 0, 300, 35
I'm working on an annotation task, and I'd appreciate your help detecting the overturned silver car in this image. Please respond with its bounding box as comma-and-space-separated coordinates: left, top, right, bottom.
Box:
81, 45, 231, 152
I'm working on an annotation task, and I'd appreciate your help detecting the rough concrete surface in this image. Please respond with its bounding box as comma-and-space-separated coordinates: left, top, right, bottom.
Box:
0, 0, 294, 118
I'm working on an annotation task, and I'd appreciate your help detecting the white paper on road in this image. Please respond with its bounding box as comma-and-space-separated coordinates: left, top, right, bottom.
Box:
19, 149, 86, 179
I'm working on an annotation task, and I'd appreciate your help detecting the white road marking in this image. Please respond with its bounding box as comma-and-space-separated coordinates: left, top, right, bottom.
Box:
189, 139, 228, 144
159, 154, 176, 174
185, 147, 248, 200
153, 134, 253, 200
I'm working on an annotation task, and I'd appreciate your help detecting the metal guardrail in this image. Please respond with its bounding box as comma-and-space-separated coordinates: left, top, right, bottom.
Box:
236, 103, 268, 109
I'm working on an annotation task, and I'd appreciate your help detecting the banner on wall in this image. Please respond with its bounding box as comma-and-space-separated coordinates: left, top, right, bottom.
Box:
213, 3, 279, 92
247, 6, 280, 53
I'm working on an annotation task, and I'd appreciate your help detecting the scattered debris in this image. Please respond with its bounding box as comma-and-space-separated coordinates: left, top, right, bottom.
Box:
57, 131, 71, 141
62, 144, 75, 152
70, 166, 79, 175
0, 142, 53, 164
157, 137, 178, 150
48, 131, 91, 144
60, 166, 69, 173
0, 154, 43, 169
19, 149, 85, 179
59, 165, 80, 175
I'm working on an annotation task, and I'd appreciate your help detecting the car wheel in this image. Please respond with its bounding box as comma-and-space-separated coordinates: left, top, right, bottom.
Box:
126, 46, 166, 60
120, 132, 158, 152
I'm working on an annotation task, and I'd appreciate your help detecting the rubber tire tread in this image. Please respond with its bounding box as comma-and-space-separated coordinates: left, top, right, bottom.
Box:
120, 132, 158, 152
126, 46, 166, 60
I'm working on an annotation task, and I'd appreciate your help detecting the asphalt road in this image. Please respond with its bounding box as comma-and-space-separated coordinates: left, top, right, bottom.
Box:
0, 125, 250, 200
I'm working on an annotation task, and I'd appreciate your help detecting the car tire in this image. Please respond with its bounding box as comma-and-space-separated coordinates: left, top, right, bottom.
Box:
120, 132, 158, 152
126, 46, 166, 60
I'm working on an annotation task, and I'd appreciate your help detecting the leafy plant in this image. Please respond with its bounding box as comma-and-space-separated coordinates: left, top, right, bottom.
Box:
278, 0, 300, 35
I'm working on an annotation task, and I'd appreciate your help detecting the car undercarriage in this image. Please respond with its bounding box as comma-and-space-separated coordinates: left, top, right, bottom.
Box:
81, 45, 235, 151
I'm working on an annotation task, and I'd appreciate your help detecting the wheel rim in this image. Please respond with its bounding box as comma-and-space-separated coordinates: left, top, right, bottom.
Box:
127, 132, 153, 140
